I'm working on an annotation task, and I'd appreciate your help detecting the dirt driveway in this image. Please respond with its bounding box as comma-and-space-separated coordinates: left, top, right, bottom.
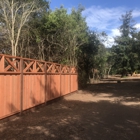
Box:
0, 81, 140, 140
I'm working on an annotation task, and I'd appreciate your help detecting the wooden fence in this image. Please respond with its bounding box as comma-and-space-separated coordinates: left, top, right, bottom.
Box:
0, 54, 78, 120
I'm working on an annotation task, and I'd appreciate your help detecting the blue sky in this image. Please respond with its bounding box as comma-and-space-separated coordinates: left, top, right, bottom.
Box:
50, 0, 140, 47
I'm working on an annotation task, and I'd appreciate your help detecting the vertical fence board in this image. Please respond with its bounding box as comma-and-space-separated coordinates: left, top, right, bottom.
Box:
46, 75, 50, 101
23, 74, 45, 110
0, 75, 2, 117
23, 75, 26, 110
61, 75, 65, 96
50, 74, 60, 100
71, 74, 78, 92
0, 74, 20, 119
64, 75, 70, 95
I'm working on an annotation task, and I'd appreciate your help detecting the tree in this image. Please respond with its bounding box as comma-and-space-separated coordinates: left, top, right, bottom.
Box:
93, 43, 107, 78
111, 11, 138, 76
23, 1, 50, 60
0, 0, 42, 56
35, 6, 88, 64
77, 31, 100, 86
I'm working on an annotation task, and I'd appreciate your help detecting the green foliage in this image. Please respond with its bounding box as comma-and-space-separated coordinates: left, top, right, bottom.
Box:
0, 2, 113, 87
77, 31, 101, 87
110, 11, 140, 76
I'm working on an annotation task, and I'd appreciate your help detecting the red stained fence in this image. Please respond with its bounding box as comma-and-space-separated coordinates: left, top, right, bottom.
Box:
0, 54, 78, 120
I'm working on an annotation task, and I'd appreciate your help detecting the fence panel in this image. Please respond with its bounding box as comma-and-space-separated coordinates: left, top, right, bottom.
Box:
46, 74, 61, 101
60, 74, 65, 96
61, 75, 71, 96
0, 54, 78, 120
23, 74, 45, 110
0, 74, 21, 119
0, 55, 21, 119
71, 74, 78, 92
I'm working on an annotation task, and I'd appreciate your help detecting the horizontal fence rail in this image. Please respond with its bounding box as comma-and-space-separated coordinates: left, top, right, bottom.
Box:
0, 54, 78, 120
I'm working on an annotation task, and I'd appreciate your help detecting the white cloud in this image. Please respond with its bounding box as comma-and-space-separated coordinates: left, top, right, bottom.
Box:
111, 29, 121, 37
103, 37, 115, 48
134, 23, 140, 29
82, 6, 140, 32
103, 28, 121, 47
82, 6, 125, 31
82, 6, 140, 47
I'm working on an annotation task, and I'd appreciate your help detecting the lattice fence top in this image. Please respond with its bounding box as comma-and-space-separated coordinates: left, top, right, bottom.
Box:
0, 54, 77, 74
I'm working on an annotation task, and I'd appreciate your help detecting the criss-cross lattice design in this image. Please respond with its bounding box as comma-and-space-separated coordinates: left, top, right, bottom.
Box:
0, 55, 20, 72
46, 62, 61, 73
23, 59, 35, 72
0, 54, 77, 74
61, 65, 71, 74
36, 61, 45, 72
70, 67, 77, 74
23, 59, 45, 73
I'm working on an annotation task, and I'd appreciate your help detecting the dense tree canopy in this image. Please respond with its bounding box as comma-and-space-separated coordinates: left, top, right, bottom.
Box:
0, 1, 102, 87
1, 1, 140, 87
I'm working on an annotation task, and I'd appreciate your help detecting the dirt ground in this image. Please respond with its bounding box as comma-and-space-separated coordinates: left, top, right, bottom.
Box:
0, 79, 140, 140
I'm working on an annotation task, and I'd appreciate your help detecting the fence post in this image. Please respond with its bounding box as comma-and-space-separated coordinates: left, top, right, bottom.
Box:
76, 69, 78, 91
20, 58, 23, 114
69, 66, 71, 94
60, 64, 62, 96
0, 55, 4, 72
33, 60, 36, 72
44, 62, 47, 104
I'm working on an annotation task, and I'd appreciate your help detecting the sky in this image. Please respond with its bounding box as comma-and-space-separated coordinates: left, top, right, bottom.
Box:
50, 0, 140, 47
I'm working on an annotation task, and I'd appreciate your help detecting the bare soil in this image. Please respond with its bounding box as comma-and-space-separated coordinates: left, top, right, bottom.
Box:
0, 79, 140, 140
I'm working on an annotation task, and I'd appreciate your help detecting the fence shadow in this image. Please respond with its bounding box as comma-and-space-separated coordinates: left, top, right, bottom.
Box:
1, 71, 140, 139
0, 96, 140, 140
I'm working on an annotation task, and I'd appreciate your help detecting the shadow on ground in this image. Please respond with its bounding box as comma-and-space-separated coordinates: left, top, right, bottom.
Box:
0, 81, 140, 140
